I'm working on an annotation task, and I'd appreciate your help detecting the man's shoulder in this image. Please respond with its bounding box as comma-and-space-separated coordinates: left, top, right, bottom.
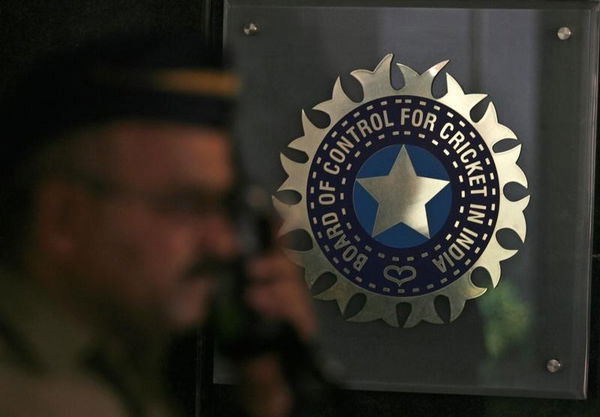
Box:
0, 272, 129, 417
0, 362, 129, 417
0, 269, 97, 371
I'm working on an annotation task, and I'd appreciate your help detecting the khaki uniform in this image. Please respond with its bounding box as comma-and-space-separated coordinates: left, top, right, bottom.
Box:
0, 269, 179, 417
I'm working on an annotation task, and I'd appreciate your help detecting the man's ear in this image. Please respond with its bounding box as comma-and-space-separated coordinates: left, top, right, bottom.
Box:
33, 180, 93, 263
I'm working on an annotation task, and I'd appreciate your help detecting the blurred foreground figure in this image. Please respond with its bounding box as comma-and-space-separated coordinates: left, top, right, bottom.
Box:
0, 35, 315, 417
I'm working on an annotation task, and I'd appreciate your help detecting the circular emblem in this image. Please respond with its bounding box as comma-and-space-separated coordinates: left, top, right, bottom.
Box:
274, 55, 529, 327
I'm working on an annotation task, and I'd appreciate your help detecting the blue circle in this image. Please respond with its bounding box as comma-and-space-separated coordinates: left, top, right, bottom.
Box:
353, 144, 452, 248
305, 95, 501, 296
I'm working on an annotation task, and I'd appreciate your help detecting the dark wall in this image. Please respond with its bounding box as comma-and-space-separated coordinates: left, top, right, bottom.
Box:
0, 0, 209, 96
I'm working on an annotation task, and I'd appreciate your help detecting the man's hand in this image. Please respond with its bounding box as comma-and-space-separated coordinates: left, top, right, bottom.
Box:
237, 251, 317, 417
245, 251, 316, 341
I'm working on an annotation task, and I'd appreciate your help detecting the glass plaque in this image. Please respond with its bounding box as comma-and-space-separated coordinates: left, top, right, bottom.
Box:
220, 0, 599, 399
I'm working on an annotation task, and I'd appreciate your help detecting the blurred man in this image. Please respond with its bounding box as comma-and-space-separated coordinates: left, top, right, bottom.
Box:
0, 35, 315, 417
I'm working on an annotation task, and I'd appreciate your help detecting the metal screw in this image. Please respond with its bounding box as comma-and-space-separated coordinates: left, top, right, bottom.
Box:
243, 22, 259, 36
557, 27, 572, 40
546, 359, 562, 373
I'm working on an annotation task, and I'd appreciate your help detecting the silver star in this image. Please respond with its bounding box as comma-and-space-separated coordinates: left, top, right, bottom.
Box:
357, 146, 450, 238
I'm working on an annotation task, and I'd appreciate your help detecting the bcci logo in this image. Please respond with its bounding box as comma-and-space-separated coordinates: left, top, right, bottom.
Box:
275, 55, 529, 327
